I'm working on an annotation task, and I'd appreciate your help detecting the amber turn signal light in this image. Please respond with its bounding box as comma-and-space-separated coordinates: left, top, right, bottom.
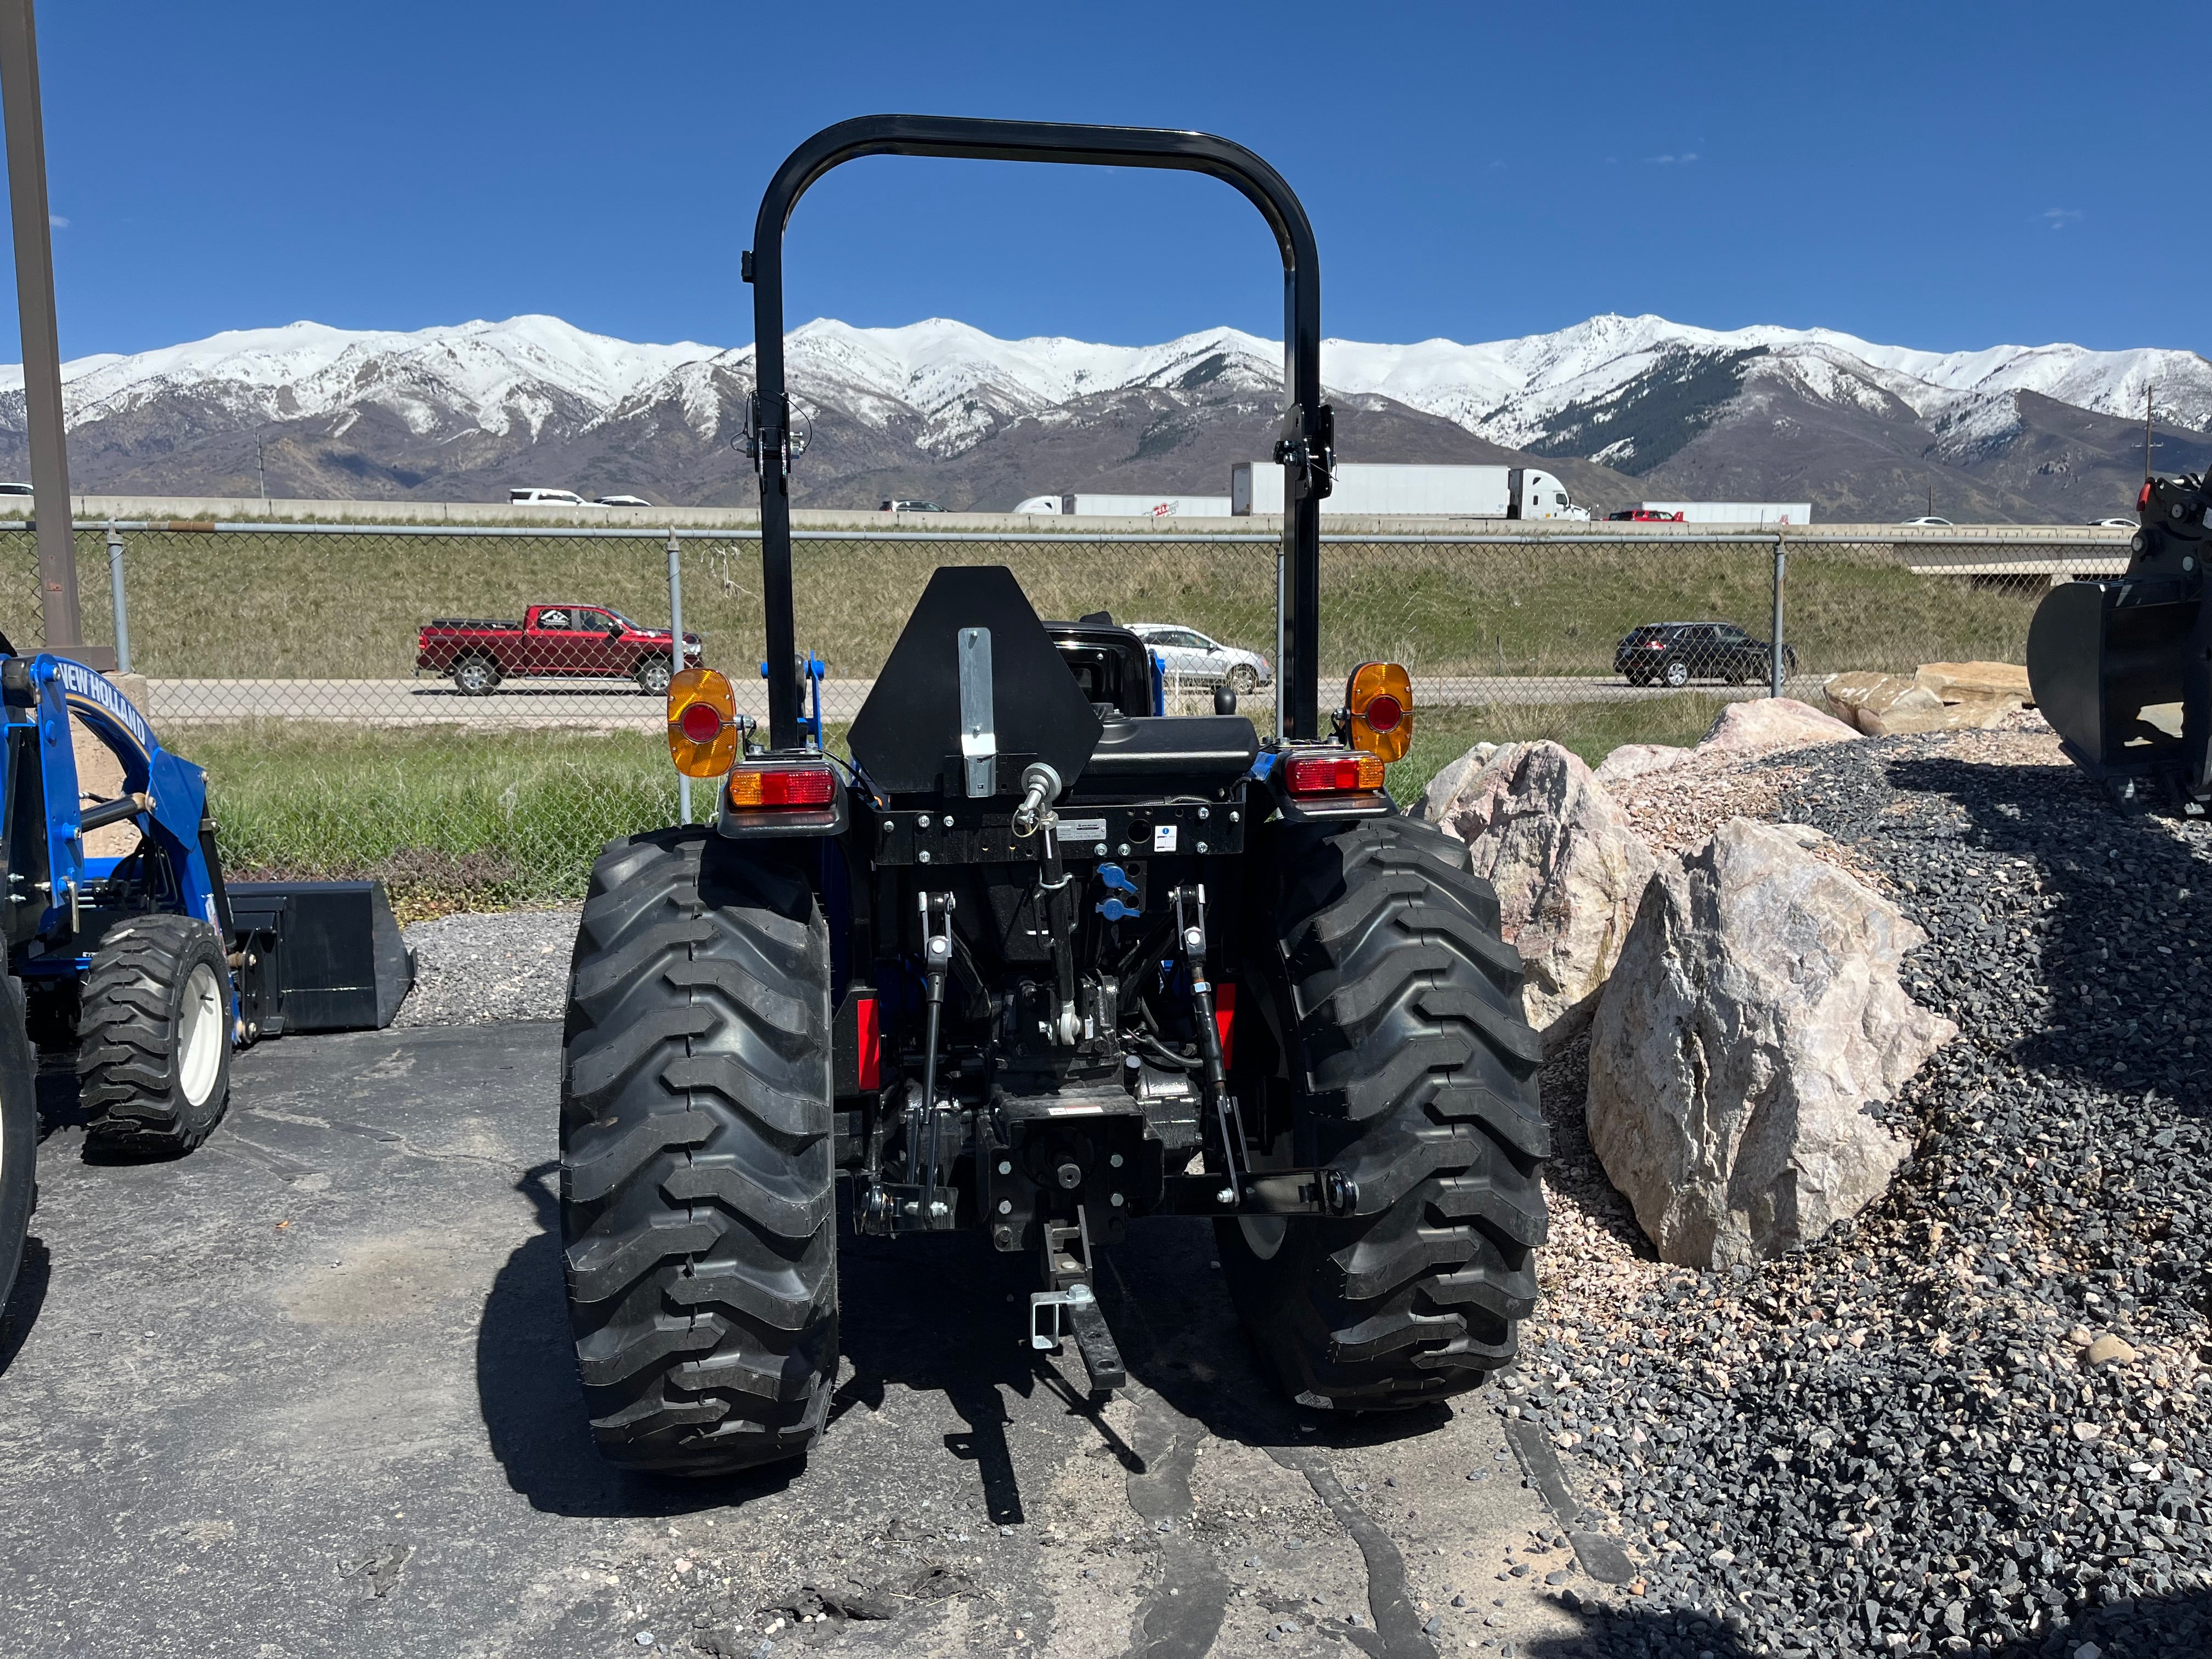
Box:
1344, 661, 1413, 763
667, 667, 738, 777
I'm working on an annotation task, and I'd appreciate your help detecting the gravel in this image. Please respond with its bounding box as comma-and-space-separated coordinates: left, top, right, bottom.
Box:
393, 905, 579, 1026
1519, 725, 2212, 1655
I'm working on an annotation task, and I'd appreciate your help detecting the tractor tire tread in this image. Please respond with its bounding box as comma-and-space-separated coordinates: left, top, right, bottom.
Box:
77, 913, 231, 1154
1221, 815, 1548, 1412
559, 827, 836, 1477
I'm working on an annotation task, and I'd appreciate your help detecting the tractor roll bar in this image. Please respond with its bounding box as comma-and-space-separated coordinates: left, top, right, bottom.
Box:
745, 114, 1329, 749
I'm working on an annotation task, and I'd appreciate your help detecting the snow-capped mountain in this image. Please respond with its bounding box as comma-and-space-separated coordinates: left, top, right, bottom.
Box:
1, 312, 2205, 519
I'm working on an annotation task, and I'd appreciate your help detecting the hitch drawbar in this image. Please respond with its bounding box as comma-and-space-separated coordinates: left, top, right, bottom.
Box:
1159, 1167, 1361, 1217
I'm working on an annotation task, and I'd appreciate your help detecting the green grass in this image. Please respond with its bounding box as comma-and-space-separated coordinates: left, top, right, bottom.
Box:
191, 721, 689, 916
1383, 696, 1740, 804
188, 699, 1734, 916
1, 527, 2047, 684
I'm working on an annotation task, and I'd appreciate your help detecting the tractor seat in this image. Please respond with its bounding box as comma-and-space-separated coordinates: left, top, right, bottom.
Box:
1084, 714, 1259, 781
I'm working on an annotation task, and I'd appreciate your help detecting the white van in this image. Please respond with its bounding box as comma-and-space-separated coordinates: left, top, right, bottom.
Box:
510, 488, 586, 506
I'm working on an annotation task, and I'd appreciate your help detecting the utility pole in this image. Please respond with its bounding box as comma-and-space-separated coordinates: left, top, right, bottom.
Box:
0, 0, 89, 659
256, 432, 266, 500
2145, 384, 2155, 480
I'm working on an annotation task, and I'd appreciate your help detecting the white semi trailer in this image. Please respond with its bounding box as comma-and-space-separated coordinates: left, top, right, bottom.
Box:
1634, 501, 1813, 526
1013, 493, 1233, 517
1229, 461, 1589, 520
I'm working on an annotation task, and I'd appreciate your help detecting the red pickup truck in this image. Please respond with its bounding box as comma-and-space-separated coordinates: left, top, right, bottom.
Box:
416, 604, 704, 695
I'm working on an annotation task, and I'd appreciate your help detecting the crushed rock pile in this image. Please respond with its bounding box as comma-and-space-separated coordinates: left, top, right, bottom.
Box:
1513, 726, 2212, 1657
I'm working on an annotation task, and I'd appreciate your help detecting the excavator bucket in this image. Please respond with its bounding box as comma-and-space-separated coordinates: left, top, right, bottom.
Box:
2026, 473, 2212, 806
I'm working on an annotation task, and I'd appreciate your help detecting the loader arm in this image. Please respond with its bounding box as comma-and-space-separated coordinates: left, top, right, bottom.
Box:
743, 113, 1330, 747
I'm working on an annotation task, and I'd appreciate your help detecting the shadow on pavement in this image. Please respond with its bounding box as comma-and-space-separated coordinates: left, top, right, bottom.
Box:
476, 1161, 1452, 1523
0, 1235, 47, 1375
475, 1161, 798, 1519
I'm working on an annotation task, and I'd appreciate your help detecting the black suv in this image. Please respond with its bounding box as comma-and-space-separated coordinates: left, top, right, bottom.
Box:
1615, 621, 1796, 687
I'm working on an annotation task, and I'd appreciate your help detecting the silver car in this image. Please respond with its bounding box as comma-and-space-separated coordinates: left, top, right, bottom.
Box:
1128, 623, 1272, 692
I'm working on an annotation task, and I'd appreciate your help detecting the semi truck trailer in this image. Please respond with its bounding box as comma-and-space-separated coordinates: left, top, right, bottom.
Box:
1630, 501, 1813, 526
1229, 461, 1588, 520
1013, 493, 1233, 517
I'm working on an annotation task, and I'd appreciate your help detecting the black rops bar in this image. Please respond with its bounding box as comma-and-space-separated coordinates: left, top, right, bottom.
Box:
744, 113, 1330, 748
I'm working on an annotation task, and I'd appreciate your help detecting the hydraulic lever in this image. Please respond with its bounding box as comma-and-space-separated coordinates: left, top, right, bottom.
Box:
913, 890, 955, 1222
1173, 884, 1248, 1193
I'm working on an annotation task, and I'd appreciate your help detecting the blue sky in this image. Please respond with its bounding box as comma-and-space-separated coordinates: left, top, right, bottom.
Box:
6, 0, 2202, 361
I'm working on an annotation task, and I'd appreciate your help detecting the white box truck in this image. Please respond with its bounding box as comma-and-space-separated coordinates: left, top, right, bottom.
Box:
1013, 493, 1233, 517
1229, 461, 1588, 520
1631, 501, 1813, 526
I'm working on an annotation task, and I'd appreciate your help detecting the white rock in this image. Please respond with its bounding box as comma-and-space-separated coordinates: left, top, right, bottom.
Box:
1696, 696, 1861, 754
1592, 742, 1694, 786
1427, 741, 1657, 1051
1585, 818, 1955, 1269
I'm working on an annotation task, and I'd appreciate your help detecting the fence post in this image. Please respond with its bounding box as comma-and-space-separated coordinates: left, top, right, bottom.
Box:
667, 530, 690, 826
1769, 535, 1786, 699
106, 526, 130, 674
1273, 541, 1286, 744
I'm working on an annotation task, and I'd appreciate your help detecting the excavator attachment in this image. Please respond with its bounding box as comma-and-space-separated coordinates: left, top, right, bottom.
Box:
2027, 472, 2212, 807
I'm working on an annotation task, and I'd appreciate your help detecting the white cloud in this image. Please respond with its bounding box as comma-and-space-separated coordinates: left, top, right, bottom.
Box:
2043, 208, 2081, 230
47, 213, 66, 228
1646, 154, 1675, 165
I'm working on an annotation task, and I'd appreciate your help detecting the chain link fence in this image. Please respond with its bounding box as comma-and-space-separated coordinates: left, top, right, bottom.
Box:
0, 521, 2131, 916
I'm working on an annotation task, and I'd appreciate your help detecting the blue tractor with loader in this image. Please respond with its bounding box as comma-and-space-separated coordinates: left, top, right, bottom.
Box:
0, 646, 410, 1316
555, 115, 1551, 1476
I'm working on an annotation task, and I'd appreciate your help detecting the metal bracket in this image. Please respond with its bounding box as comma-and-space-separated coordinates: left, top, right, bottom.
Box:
1029, 1204, 1125, 1390
957, 625, 996, 798
1159, 1167, 1360, 1216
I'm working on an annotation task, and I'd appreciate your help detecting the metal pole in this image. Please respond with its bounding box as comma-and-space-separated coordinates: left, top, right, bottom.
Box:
1769, 537, 1786, 699
0, 0, 81, 653
105, 526, 128, 673
668, 529, 690, 825
1273, 541, 1285, 743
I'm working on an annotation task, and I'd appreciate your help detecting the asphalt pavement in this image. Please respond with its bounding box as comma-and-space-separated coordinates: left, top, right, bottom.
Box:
0, 1023, 1610, 1659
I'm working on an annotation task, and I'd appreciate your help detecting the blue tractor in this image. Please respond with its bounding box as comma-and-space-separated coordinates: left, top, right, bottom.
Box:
0, 648, 409, 1313
555, 116, 1550, 1476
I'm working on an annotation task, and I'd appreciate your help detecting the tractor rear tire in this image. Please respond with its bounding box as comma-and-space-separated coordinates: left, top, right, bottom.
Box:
1219, 815, 1549, 1411
0, 977, 38, 1313
560, 828, 837, 1476
79, 914, 233, 1156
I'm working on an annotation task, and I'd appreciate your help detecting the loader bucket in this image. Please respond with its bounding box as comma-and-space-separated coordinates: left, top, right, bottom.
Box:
2026, 575, 2205, 795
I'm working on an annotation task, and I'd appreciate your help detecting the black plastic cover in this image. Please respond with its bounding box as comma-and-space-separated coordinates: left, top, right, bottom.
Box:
850, 566, 1104, 797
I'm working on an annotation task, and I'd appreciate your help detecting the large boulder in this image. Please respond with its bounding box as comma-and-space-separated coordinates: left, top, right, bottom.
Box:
1697, 696, 1860, 754
1915, 660, 2031, 707
1413, 741, 1497, 823
1592, 742, 1694, 786
1585, 817, 1954, 1270
1824, 664, 2027, 735
1425, 741, 1656, 1049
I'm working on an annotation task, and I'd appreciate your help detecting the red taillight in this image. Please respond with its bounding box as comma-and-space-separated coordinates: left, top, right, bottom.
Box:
677, 701, 723, 743
1214, 982, 1236, 1070
727, 765, 837, 809
1284, 753, 1385, 795
1362, 692, 1404, 733
2138, 479, 2154, 510
854, 992, 881, 1091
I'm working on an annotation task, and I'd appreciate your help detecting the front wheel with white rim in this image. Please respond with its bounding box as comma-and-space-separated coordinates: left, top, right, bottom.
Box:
634, 655, 674, 695
78, 914, 234, 1156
